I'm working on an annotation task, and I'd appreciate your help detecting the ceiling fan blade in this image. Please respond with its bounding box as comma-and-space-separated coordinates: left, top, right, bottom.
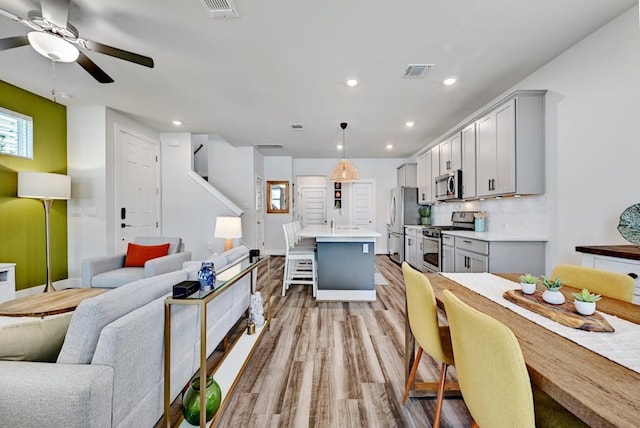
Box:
81, 39, 154, 68
0, 36, 29, 51
0, 7, 22, 22
76, 51, 114, 83
40, 0, 70, 29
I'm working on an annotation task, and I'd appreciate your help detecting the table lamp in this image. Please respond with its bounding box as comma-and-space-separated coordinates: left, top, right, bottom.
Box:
18, 171, 71, 292
214, 216, 242, 252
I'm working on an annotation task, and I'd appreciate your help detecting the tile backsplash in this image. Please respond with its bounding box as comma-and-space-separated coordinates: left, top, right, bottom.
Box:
431, 194, 549, 236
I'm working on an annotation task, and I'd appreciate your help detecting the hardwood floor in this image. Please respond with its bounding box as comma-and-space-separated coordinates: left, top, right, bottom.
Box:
209, 255, 472, 427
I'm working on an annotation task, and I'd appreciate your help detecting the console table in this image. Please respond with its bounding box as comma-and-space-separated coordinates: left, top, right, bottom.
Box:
163, 255, 271, 427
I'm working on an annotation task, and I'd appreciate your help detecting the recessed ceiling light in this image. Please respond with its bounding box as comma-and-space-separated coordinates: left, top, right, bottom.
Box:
346, 78, 359, 87
443, 77, 457, 86
59, 92, 73, 99
405, 121, 415, 128
172, 120, 183, 126
386, 144, 393, 150
337, 144, 343, 150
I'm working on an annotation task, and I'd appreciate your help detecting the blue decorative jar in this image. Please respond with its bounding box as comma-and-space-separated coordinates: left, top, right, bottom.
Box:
198, 262, 215, 292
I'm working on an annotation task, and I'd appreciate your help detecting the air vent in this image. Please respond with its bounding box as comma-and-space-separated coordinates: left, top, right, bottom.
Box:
402, 64, 434, 78
199, 0, 239, 18
255, 144, 284, 150
289, 123, 304, 130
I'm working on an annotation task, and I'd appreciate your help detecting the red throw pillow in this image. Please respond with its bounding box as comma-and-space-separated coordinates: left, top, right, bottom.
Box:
124, 243, 171, 267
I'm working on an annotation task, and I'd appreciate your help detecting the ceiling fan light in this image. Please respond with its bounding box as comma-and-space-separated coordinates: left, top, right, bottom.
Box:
28, 31, 79, 63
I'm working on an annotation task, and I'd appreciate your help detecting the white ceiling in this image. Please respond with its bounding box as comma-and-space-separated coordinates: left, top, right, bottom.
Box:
0, 0, 636, 159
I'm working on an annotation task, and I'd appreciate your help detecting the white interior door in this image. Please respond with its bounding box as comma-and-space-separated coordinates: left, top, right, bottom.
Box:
351, 181, 375, 228
300, 186, 327, 226
255, 175, 264, 252
116, 127, 160, 252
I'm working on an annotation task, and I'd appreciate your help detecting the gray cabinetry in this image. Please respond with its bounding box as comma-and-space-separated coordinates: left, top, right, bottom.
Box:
441, 235, 455, 273
461, 123, 476, 199
417, 151, 432, 205
449, 235, 545, 275
476, 91, 545, 198
404, 227, 422, 269
397, 163, 417, 187
439, 133, 461, 173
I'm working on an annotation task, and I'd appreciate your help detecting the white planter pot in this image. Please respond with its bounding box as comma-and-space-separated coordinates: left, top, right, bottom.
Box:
574, 300, 596, 316
542, 290, 565, 305
520, 282, 536, 295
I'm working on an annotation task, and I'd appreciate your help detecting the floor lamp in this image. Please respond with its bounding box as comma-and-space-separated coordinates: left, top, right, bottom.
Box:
214, 216, 242, 252
18, 172, 71, 293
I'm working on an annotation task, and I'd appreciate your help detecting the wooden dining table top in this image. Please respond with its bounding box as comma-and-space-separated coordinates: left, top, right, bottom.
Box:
425, 272, 640, 428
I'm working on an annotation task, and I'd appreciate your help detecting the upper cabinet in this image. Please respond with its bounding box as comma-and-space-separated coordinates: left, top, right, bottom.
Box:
439, 132, 462, 174
475, 91, 545, 198
397, 163, 417, 187
417, 150, 431, 205
461, 123, 476, 199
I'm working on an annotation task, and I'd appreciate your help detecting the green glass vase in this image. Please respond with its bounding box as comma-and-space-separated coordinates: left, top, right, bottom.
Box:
181, 375, 222, 425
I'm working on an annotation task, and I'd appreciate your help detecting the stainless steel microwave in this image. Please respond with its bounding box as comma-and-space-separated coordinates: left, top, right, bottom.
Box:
435, 170, 463, 201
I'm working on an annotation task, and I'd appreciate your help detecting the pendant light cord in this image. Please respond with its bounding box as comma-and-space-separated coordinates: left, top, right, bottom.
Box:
51, 60, 57, 103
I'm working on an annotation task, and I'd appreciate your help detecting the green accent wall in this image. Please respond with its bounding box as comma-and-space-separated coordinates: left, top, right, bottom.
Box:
0, 80, 67, 291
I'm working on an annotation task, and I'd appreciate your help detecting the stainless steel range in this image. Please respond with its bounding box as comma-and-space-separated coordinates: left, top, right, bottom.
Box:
422, 211, 478, 272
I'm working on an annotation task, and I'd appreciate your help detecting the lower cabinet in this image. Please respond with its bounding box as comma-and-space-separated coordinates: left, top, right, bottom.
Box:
404, 227, 423, 270
447, 235, 545, 275
441, 235, 455, 273
455, 248, 488, 273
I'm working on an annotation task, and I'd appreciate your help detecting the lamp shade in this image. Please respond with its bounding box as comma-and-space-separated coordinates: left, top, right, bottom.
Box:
214, 216, 242, 239
18, 172, 71, 200
330, 159, 360, 183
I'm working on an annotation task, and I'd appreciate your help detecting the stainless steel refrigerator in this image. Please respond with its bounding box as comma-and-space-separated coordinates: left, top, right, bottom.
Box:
387, 187, 420, 264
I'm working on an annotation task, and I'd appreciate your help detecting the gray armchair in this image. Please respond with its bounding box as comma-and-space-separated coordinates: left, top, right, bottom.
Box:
81, 237, 191, 288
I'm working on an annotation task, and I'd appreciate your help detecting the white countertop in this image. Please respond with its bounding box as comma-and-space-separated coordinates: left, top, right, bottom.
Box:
441, 230, 548, 242
299, 225, 381, 239
404, 225, 424, 230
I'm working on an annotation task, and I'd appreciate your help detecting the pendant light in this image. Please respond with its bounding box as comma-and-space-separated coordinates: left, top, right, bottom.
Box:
330, 122, 359, 182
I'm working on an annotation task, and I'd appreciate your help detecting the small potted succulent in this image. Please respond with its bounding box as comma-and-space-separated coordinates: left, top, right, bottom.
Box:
541, 276, 565, 305
419, 206, 431, 226
572, 289, 601, 316
519, 273, 538, 295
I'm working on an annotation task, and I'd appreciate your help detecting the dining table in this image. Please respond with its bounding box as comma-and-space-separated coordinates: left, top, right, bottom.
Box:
405, 272, 640, 428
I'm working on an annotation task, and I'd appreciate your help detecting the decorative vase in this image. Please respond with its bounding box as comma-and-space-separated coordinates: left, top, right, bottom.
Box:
182, 375, 222, 425
542, 290, 565, 305
574, 300, 596, 316
198, 262, 215, 292
520, 282, 536, 295
421, 217, 431, 226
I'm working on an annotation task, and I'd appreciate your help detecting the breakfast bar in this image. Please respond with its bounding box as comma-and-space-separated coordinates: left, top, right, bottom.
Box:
299, 225, 381, 301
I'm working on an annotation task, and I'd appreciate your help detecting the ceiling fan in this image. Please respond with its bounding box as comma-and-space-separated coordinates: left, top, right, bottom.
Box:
0, 0, 154, 83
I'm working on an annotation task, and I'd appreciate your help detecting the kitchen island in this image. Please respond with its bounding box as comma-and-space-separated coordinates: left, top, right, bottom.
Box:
299, 225, 381, 301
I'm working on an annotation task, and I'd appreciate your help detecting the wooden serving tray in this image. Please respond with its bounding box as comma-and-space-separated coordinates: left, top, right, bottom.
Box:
503, 289, 614, 332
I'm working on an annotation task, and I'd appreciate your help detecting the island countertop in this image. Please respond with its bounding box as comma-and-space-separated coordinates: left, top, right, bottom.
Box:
299, 225, 381, 242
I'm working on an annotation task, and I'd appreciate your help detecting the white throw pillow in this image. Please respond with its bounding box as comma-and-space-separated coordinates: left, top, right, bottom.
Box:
0, 312, 73, 362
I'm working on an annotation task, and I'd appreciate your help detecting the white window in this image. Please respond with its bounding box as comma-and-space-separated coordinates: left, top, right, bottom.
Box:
0, 107, 33, 159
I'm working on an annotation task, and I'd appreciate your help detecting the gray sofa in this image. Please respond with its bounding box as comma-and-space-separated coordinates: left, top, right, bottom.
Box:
0, 246, 251, 428
81, 236, 192, 288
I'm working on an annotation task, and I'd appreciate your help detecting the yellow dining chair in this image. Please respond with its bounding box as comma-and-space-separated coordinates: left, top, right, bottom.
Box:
551, 264, 634, 302
442, 289, 587, 428
401, 262, 455, 428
